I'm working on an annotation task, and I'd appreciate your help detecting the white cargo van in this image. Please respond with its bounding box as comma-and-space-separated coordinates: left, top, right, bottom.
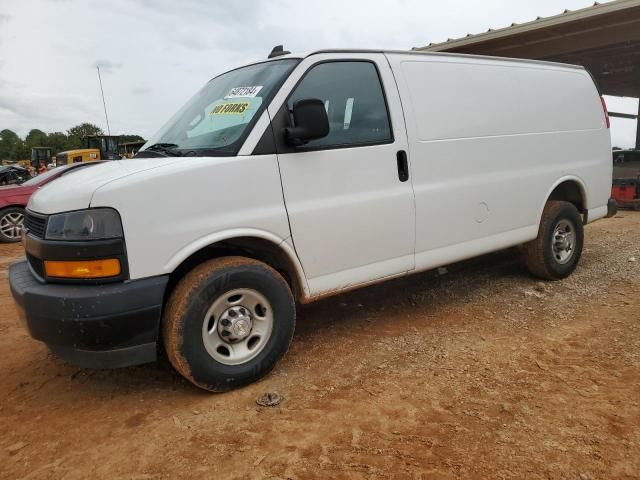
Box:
10, 49, 615, 391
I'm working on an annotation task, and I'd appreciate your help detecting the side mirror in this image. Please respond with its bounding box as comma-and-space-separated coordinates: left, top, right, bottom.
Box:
284, 98, 329, 145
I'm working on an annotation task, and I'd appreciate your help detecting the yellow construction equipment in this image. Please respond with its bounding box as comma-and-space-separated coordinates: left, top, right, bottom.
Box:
31, 147, 53, 169
55, 136, 121, 166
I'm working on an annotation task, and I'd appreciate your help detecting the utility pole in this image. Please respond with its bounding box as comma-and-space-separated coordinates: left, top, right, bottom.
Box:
96, 65, 111, 136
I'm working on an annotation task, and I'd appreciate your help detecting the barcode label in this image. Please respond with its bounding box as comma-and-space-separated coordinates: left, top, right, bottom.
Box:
225, 86, 263, 99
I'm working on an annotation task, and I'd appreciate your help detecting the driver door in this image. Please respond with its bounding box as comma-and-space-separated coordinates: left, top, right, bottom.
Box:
269, 53, 415, 296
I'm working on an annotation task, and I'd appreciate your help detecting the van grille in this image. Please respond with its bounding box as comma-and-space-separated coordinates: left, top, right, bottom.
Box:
24, 211, 48, 238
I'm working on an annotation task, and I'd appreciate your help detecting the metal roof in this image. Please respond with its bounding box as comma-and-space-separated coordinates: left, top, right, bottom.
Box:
414, 0, 640, 97
415, 1, 638, 52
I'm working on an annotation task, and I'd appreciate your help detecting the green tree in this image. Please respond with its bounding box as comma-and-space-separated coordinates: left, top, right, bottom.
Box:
0, 129, 20, 160
15, 139, 29, 161
1, 125, 146, 161
66, 123, 104, 149
118, 134, 145, 144
25, 129, 48, 149
46, 132, 71, 154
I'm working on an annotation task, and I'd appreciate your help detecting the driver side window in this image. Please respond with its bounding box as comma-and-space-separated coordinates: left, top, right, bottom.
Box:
288, 61, 392, 148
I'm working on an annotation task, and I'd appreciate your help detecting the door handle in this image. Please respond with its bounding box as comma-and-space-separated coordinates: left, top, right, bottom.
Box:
396, 150, 409, 182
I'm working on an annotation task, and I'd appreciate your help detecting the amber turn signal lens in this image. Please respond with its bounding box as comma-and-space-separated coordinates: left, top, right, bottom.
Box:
44, 259, 121, 279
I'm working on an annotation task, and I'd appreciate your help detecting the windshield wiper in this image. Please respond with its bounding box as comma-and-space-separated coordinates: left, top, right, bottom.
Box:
140, 143, 183, 157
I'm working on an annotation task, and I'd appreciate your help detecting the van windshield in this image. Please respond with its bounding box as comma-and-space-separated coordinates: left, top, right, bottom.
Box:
138, 59, 298, 157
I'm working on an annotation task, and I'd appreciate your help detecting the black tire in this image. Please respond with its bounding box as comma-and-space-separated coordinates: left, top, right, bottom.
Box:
162, 256, 296, 392
0, 207, 25, 243
523, 200, 584, 280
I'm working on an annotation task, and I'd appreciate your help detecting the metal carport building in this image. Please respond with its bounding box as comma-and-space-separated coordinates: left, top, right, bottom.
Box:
414, 0, 640, 149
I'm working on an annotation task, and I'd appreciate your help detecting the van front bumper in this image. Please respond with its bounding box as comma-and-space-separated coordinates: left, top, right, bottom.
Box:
9, 261, 168, 369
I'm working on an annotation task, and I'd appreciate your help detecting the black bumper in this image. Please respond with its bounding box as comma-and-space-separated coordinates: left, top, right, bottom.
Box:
9, 261, 168, 368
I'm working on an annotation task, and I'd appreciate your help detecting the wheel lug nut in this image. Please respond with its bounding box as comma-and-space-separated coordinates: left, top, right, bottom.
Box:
228, 310, 237, 317
221, 330, 230, 336
221, 318, 231, 326
240, 308, 246, 315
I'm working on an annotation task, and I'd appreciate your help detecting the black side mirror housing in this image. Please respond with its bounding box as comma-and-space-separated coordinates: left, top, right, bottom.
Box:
284, 98, 330, 145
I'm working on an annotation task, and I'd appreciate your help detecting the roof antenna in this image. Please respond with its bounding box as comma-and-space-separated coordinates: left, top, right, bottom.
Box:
96, 65, 111, 136
268, 45, 291, 59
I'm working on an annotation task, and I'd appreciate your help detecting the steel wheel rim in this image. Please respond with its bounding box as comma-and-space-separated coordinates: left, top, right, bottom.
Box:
551, 219, 576, 265
0, 212, 24, 240
201, 288, 273, 366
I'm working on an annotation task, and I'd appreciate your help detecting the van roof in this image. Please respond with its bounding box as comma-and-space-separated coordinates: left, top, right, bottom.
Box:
274, 49, 585, 71
212, 48, 586, 85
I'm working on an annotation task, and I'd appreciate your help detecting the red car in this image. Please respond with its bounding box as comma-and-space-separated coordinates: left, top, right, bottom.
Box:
0, 162, 99, 242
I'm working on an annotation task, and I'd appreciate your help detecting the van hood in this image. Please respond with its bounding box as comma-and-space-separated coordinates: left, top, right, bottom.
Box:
28, 158, 184, 214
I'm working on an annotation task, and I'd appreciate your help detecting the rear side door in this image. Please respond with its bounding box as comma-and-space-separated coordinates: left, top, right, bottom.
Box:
267, 53, 415, 296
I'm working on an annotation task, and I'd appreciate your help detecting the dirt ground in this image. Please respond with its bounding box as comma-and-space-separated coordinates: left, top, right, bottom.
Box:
0, 213, 639, 480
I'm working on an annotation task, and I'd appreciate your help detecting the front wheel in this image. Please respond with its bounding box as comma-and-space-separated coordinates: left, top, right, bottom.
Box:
523, 200, 584, 280
0, 207, 25, 243
162, 257, 296, 392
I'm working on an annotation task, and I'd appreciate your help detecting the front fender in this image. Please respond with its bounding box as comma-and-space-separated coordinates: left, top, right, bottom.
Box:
89, 155, 299, 290
163, 228, 309, 298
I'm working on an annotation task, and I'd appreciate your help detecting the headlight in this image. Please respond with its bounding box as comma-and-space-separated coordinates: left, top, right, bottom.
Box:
45, 208, 123, 241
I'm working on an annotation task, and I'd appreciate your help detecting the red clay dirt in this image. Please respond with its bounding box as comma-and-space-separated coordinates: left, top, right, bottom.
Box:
0, 213, 639, 479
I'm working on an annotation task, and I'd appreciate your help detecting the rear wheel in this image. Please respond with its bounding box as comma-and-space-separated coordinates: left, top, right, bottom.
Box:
162, 256, 295, 392
523, 200, 584, 280
0, 207, 24, 243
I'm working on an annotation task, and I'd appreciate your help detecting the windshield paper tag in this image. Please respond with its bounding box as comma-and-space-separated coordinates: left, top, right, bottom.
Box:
210, 102, 250, 115
224, 86, 263, 99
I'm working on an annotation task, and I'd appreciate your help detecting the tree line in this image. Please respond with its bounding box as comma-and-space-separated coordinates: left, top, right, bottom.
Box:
0, 123, 145, 161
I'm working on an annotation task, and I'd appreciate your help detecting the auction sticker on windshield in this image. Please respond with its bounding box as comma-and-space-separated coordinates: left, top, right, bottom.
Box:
225, 86, 263, 99
210, 102, 250, 115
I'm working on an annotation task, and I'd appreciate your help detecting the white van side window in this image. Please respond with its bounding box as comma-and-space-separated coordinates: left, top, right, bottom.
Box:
288, 61, 392, 147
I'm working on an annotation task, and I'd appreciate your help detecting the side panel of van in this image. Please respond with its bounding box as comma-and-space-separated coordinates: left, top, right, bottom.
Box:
386, 53, 611, 270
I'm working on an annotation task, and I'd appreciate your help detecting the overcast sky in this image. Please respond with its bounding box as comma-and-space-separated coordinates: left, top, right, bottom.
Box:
0, 0, 637, 147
